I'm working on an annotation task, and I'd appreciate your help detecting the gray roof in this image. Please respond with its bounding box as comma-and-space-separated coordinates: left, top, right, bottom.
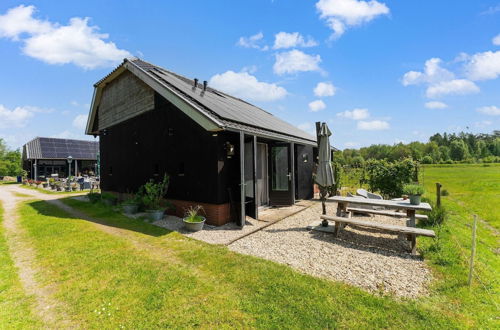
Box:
119, 59, 317, 145
23, 137, 99, 160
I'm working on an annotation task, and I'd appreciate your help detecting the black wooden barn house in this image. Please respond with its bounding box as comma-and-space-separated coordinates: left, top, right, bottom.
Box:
86, 58, 318, 226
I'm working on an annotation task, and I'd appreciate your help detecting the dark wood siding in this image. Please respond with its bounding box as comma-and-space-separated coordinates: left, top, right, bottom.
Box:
100, 93, 222, 204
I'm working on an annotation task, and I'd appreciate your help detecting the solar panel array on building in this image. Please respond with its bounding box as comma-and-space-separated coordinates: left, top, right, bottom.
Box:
22, 137, 99, 179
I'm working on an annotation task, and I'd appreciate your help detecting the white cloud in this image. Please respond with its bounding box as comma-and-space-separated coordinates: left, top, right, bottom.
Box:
314, 82, 336, 97
209, 70, 287, 102
337, 108, 369, 120
308, 100, 326, 112
237, 32, 268, 50
357, 120, 389, 130
316, 0, 390, 39
0, 104, 34, 128
344, 141, 359, 148
424, 101, 448, 109
493, 34, 500, 46
464, 50, 500, 81
474, 120, 492, 128
273, 50, 321, 75
0, 5, 131, 69
476, 106, 500, 116
402, 58, 454, 86
72, 114, 88, 130
426, 79, 479, 98
273, 32, 318, 49
297, 122, 316, 136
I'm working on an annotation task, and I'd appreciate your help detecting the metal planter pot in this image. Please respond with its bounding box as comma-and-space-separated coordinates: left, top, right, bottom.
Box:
123, 204, 139, 214
147, 210, 164, 221
183, 217, 206, 232
409, 195, 421, 205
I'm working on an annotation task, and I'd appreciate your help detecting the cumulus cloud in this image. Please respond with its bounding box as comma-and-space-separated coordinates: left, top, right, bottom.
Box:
314, 82, 336, 97
464, 50, 500, 81
273, 32, 318, 49
209, 70, 287, 102
316, 0, 390, 39
0, 5, 131, 69
357, 120, 389, 130
72, 114, 88, 130
476, 106, 500, 116
424, 101, 448, 109
0, 104, 35, 128
474, 120, 492, 128
337, 108, 369, 120
493, 34, 500, 46
273, 50, 321, 75
237, 32, 268, 50
425, 79, 479, 98
308, 100, 326, 112
402, 58, 479, 98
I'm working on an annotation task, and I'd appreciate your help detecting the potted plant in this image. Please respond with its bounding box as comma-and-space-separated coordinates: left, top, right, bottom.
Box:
71, 183, 77, 191
183, 205, 206, 231
42, 181, 49, 188
122, 194, 141, 214
403, 184, 425, 205
140, 174, 170, 221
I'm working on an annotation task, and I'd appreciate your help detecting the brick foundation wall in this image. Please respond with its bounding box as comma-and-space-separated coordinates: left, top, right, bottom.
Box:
166, 199, 232, 226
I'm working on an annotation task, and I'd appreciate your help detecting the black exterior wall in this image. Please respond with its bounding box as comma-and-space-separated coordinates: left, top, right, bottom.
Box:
100, 93, 224, 204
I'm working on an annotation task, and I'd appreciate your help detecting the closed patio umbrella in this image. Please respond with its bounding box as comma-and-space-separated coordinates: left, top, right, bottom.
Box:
315, 122, 335, 224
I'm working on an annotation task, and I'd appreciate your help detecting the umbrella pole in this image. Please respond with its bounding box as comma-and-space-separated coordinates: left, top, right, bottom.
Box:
319, 185, 328, 226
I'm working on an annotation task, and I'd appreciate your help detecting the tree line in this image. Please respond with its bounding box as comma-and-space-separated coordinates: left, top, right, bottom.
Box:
335, 130, 500, 165
0, 139, 24, 177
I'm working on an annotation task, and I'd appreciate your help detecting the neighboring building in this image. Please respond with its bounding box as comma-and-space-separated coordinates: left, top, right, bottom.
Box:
22, 137, 99, 179
86, 58, 319, 226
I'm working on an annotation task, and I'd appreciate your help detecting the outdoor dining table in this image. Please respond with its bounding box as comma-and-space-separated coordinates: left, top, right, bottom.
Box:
327, 196, 432, 227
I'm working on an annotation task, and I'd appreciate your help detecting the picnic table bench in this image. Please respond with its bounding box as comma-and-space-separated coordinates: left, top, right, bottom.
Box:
346, 207, 429, 222
310, 196, 435, 255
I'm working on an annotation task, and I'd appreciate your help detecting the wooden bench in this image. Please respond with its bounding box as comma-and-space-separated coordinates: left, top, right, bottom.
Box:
320, 215, 436, 255
347, 207, 429, 221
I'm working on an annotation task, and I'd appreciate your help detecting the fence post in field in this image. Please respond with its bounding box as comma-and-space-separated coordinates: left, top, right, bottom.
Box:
468, 215, 477, 287
436, 182, 442, 208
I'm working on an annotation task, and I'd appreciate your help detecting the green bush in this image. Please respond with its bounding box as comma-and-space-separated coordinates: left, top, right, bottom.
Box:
403, 184, 425, 196
139, 174, 170, 210
440, 189, 449, 196
424, 205, 447, 226
420, 155, 433, 164
87, 192, 101, 203
364, 158, 417, 198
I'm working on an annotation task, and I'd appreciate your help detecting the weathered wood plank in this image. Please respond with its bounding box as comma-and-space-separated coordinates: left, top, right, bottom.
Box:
327, 196, 432, 211
347, 207, 428, 220
320, 215, 436, 237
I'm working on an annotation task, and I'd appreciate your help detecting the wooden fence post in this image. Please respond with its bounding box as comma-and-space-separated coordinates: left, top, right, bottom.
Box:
436, 182, 442, 208
468, 215, 477, 287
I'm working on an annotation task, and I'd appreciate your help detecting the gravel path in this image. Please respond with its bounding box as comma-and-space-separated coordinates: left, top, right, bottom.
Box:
229, 201, 432, 298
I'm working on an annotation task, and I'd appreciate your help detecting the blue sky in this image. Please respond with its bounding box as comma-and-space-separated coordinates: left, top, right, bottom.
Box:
0, 0, 499, 150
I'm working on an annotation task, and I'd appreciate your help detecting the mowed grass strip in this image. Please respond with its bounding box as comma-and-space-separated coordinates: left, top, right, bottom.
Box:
420, 164, 499, 328
0, 203, 42, 328
48, 198, 457, 328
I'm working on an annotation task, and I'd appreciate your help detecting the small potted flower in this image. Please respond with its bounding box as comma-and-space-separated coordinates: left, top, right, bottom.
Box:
71, 182, 78, 191
403, 184, 425, 205
183, 205, 206, 232
56, 182, 63, 191
42, 181, 49, 188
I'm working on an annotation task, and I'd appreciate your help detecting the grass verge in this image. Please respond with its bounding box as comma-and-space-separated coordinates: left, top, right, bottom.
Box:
0, 202, 42, 328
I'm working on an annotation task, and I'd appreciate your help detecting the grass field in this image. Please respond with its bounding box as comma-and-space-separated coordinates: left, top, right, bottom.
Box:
0, 164, 498, 328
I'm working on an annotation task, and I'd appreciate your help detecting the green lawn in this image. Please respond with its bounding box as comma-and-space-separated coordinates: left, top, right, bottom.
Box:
419, 164, 499, 328
0, 203, 42, 328
1, 164, 498, 328
13, 198, 458, 328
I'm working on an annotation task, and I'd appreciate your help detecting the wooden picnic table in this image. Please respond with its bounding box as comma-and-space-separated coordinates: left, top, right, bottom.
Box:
327, 196, 432, 228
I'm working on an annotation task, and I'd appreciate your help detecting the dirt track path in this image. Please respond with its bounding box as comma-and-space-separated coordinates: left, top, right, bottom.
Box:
0, 185, 76, 328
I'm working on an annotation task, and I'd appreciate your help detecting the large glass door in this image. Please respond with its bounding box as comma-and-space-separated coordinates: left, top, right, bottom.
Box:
269, 143, 293, 206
